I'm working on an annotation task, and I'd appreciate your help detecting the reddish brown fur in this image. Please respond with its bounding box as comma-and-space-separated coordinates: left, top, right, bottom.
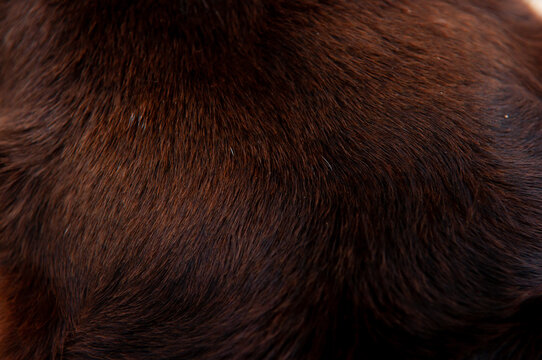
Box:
1, 0, 542, 359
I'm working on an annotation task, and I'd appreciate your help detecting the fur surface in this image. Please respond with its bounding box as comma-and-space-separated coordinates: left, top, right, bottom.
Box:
1, 0, 542, 358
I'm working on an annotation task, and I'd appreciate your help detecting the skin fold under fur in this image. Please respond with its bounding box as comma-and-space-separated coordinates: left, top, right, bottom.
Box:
1, 0, 542, 359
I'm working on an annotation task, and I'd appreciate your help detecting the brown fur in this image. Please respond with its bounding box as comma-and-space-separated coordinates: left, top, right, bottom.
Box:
1, 0, 542, 358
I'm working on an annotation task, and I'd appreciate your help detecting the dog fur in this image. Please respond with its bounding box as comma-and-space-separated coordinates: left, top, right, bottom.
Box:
1, 0, 542, 358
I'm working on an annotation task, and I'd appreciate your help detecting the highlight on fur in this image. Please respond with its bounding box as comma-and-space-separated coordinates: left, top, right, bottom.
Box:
525, 0, 542, 17
1, 0, 542, 359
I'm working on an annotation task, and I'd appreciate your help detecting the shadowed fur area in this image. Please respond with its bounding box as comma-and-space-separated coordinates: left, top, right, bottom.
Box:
1, 0, 542, 358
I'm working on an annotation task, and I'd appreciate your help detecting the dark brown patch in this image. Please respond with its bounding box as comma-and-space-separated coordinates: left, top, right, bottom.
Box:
1, 0, 542, 359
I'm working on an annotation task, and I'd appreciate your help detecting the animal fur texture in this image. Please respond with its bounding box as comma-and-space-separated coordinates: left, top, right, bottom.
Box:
1, 0, 542, 359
